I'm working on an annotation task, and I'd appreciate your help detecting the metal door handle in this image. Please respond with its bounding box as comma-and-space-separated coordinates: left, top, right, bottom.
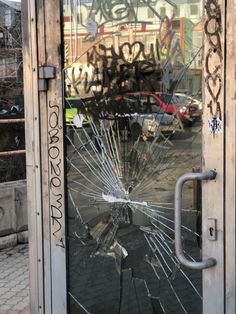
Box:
175, 170, 217, 269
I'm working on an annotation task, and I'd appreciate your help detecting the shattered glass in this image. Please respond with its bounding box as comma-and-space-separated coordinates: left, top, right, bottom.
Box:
63, 0, 204, 313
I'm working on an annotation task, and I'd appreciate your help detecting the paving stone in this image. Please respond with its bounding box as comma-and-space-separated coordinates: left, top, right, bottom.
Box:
0, 288, 11, 295
10, 285, 26, 292
14, 290, 28, 298
19, 307, 30, 314
1, 292, 17, 300
0, 273, 11, 280
12, 302, 26, 311
5, 282, 17, 289
0, 305, 12, 311
4, 297, 23, 306
0, 282, 6, 288
10, 304, 23, 311
0, 245, 29, 313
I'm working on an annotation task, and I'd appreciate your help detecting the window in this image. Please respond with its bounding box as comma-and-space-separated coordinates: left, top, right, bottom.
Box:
77, 13, 83, 24
148, 8, 154, 19
173, 5, 180, 17
172, 20, 180, 30
150, 96, 160, 112
0, 31, 4, 48
190, 5, 198, 15
4, 9, 15, 28
140, 95, 148, 104
150, 96, 159, 105
160, 7, 166, 17
0, 58, 17, 79
128, 11, 135, 21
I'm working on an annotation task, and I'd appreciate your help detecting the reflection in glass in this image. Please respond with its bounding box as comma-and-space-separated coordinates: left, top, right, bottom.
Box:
0, 0, 25, 183
63, 1, 204, 313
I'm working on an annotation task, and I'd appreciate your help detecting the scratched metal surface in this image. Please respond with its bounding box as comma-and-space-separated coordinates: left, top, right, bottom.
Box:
63, 1, 204, 313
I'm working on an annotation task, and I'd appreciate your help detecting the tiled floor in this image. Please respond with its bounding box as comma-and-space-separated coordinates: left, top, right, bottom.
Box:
0, 244, 29, 314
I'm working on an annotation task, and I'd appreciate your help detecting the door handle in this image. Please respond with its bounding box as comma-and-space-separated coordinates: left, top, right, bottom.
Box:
175, 170, 217, 269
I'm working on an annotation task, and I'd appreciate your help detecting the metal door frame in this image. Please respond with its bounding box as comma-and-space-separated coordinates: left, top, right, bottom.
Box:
22, 0, 236, 313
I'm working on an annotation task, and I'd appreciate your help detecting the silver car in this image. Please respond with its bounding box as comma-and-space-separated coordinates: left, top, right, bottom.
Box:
130, 111, 181, 140
120, 95, 181, 140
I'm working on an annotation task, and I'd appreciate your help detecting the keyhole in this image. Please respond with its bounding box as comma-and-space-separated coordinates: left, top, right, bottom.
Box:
209, 227, 214, 237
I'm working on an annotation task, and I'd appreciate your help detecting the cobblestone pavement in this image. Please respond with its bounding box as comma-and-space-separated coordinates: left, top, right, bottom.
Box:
0, 244, 29, 314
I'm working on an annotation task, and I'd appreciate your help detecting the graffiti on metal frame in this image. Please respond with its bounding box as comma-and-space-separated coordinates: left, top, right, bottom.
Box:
48, 100, 65, 248
204, 0, 223, 123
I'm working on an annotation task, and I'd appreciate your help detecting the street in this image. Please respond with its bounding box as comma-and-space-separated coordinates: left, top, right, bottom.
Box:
66, 121, 203, 313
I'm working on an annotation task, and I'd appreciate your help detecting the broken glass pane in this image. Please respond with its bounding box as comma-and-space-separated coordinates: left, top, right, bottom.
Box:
63, 1, 204, 313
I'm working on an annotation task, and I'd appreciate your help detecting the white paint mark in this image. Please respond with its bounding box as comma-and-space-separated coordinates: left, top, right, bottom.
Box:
73, 114, 85, 128
102, 193, 148, 206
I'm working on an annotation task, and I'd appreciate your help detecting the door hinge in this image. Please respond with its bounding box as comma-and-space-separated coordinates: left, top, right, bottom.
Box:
38, 66, 56, 91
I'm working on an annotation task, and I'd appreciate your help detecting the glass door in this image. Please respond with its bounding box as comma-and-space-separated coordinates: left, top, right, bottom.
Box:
63, 1, 205, 313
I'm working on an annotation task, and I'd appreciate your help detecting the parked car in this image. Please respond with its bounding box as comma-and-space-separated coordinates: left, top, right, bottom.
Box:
124, 92, 201, 125
114, 94, 181, 140
156, 92, 202, 125
173, 93, 203, 119
129, 111, 180, 140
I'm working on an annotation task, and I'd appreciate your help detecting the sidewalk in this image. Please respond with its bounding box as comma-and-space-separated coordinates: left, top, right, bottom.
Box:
0, 244, 29, 314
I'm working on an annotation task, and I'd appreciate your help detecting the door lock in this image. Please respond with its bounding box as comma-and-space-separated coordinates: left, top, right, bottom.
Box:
208, 218, 217, 241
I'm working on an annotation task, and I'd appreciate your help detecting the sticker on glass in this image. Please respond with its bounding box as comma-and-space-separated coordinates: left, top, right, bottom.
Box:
208, 117, 223, 134
73, 114, 85, 128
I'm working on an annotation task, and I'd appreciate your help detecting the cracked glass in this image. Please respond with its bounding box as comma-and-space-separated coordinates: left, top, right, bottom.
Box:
63, 0, 204, 313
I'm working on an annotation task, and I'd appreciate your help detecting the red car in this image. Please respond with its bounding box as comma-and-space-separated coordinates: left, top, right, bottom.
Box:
125, 92, 201, 125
